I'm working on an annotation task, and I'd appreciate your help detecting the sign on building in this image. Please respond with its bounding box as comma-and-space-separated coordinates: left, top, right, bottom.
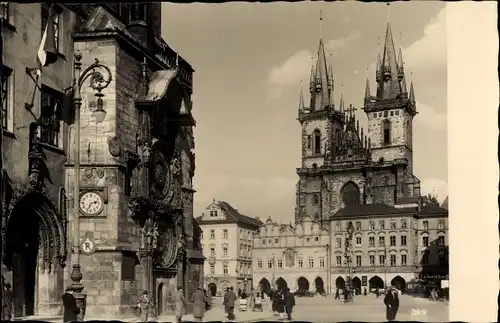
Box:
362, 276, 367, 286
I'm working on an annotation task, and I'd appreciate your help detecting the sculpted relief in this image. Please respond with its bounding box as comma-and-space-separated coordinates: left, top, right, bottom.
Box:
284, 249, 296, 268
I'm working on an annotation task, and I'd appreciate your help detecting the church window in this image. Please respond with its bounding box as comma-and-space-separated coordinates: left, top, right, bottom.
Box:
383, 120, 391, 145
313, 194, 320, 205
313, 129, 321, 154
340, 182, 360, 207
129, 3, 147, 22
307, 135, 312, 149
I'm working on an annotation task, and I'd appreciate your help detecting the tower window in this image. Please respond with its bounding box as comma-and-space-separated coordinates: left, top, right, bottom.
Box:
313, 129, 321, 154
307, 135, 312, 149
383, 120, 391, 145
313, 194, 320, 205
341, 182, 360, 207
130, 3, 147, 22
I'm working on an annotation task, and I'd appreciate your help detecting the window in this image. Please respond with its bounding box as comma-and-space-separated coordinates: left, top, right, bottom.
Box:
401, 220, 407, 229
40, 86, 63, 147
223, 247, 228, 257
210, 265, 215, 274
277, 259, 283, 268
313, 129, 321, 154
355, 236, 362, 246
313, 194, 320, 205
307, 135, 312, 149
423, 221, 429, 230
378, 236, 385, 247
368, 237, 375, 247
308, 257, 314, 268
390, 236, 396, 246
422, 236, 429, 247
369, 255, 375, 266
341, 182, 360, 206
239, 244, 243, 256
42, 4, 61, 51
315, 236, 319, 242
422, 253, 429, 265
298, 258, 303, 268
356, 255, 361, 267
223, 264, 228, 275
257, 259, 263, 269
274, 238, 279, 244
373, 113, 377, 118
129, 3, 147, 22
262, 239, 265, 245
438, 220, 445, 230
379, 255, 386, 266
400, 235, 407, 246
368, 221, 375, 230
390, 220, 396, 229
390, 255, 396, 266
1, 66, 12, 131
345, 256, 351, 266
401, 255, 407, 266
210, 230, 215, 239
335, 237, 341, 248
383, 120, 391, 145
390, 111, 394, 116
395, 110, 399, 115
306, 237, 310, 243
210, 210, 218, 217
335, 222, 341, 231
438, 235, 445, 246
378, 220, 385, 230
336, 256, 342, 267
319, 258, 325, 268
210, 248, 215, 257
223, 229, 228, 239
438, 253, 446, 266
384, 111, 388, 117
355, 221, 361, 230
267, 259, 273, 269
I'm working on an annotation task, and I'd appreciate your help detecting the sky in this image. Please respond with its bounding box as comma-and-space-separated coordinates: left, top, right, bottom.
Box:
161, 2, 448, 223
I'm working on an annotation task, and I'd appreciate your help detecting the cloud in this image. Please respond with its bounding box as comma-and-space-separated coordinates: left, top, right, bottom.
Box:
414, 101, 447, 131
194, 175, 297, 222
420, 177, 448, 203
265, 32, 360, 100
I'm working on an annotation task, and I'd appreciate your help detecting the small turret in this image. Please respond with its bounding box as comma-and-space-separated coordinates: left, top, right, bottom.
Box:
397, 48, 405, 81
375, 53, 382, 82
328, 64, 334, 91
299, 87, 306, 112
409, 82, 416, 105
364, 78, 371, 102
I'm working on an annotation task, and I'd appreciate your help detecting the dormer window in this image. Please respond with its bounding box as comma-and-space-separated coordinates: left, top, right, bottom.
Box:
210, 210, 218, 217
129, 3, 147, 23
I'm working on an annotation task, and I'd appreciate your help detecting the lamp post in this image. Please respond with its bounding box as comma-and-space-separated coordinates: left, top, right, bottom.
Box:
384, 245, 388, 290
271, 255, 276, 290
346, 221, 355, 302
66, 50, 112, 321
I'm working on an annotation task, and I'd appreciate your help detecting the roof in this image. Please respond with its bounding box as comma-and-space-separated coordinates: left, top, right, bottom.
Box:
398, 204, 448, 217
195, 201, 263, 228
441, 196, 448, 210
80, 6, 135, 40
332, 203, 404, 218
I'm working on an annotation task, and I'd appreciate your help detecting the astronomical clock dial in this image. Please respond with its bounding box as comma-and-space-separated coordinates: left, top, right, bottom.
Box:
79, 192, 104, 216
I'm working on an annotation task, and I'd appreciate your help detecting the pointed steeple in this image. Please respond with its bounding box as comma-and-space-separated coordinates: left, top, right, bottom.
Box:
310, 10, 331, 111
398, 48, 404, 68
309, 64, 315, 93
401, 74, 408, 94
328, 63, 334, 91
299, 87, 305, 111
376, 22, 401, 100
375, 53, 382, 82
339, 93, 344, 113
409, 82, 416, 104
364, 78, 371, 101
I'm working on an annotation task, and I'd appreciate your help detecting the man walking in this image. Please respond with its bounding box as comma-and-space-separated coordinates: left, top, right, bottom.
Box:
191, 287, 208, 323
62, 287, 80, 323
334, 288, 340, 300
224, 286, 237, 321
137, 290, 152, 322
173, 287, 186, 323
383, 285, 400, 321
284, 287, 295, 321
2, 283, 14, 321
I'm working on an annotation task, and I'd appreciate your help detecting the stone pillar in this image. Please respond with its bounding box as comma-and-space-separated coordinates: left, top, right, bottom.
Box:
139, 247, 154, 295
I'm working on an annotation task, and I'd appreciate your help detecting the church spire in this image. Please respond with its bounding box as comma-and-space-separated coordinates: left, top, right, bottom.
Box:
364, 78, 371, 101
310, 11, 331, 111
409, 82, 416, 105
309, 64, 315, 93
299, 86, 305, 111
374, 21, 402, 100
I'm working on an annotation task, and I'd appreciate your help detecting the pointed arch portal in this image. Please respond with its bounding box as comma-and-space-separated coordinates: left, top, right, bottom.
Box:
208, 282, 217, 297
391, 276, 407, 292
314, 277, 324, 294
369, 276, 385, 290
297, 276, 309, 291
259, 278, 271, 296
276, 277, 288, 292
335, 277, 346, 290
352, 277, 362, 294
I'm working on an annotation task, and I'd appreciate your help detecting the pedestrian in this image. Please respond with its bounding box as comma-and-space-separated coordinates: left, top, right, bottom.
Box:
2, 282, 14, 321
247, 288, 255, 310
383, 285, 400, 321
276, 290, 285, 320
270, 288, 278, 315
334, 288, 340, 300
237, 288, 242, 298
224, 286, 237, 321
364, 288, 367, 296
204, 289, 212, 311
191, 287, 208, 323
375, 288, 380, 298
62, 287, 80, 323
241, 289, 247, 299
284, 287, 295, 321
173, 287, 186, 323
223, 288, 230, 318
137, 290, 152, 323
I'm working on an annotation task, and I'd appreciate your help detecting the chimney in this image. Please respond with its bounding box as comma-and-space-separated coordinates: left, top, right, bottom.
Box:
417, 197, 423, 212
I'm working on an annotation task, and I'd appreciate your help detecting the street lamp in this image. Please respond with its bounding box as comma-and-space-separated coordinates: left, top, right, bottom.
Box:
271, 255, 276, 290
345, 220, 355, 302
66, 49, 112, 321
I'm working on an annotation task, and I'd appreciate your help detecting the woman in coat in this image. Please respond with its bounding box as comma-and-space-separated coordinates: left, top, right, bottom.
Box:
383, 286, 400, 321
276, 290, 285, 320
191, 287, 208, 323
62, 288, 80, 323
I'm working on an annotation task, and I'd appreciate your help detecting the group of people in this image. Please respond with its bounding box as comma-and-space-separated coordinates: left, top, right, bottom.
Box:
268, 287, 296, 321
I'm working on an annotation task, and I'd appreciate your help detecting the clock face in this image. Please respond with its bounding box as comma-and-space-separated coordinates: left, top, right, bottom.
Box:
79, 192, 104, 215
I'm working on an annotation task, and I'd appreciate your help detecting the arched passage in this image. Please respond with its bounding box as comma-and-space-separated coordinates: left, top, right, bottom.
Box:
208, 282, 217, 296
352, 277, 362, 294
369, 276, 385, 290
335, 277, 345, 290
391, 276, 407, 292
314, 277, 324, 294
297, 276, 309, 291
259, 278, 271, 296
275, 277, 288, 292
157, 283, 164, 315
2, 188, 67, 317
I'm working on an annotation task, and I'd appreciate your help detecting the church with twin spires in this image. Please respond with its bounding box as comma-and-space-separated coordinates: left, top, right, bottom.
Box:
252, 21, 448, 295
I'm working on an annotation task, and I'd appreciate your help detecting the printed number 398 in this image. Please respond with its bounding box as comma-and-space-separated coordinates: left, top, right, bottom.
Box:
411, 309, 428, 316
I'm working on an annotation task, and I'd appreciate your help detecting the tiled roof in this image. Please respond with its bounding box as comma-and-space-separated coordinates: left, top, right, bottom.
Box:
195, 201, 263, 228
398, 204, 448, 217
80, 6, 135, 40
332, 203, 404, 218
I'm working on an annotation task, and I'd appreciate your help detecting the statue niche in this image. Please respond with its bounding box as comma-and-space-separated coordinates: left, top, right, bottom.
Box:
149, 142, 174, 203
284, 249, 296, 268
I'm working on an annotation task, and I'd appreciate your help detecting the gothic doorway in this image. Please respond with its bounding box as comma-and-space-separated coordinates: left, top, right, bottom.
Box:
391, 276, 406, 292
297, 276, 309, 291
335, 277, 345, 290
369, 276, 384, 290
3, 189, 66, 317
352, 277, 362, 294
157, 283, 164, 316
208, 283, 217, 296
259, 278, 271, 296
275, 277, 287, 292
314, 277, 324, 294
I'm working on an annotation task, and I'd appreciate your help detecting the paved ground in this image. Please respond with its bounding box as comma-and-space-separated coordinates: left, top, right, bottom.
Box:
14, 294, 448, 322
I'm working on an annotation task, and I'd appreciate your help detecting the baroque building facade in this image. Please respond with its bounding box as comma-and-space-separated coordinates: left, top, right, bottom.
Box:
253, 22, 448, 295
196, 200, 262, 296
1, 3, 202, 319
